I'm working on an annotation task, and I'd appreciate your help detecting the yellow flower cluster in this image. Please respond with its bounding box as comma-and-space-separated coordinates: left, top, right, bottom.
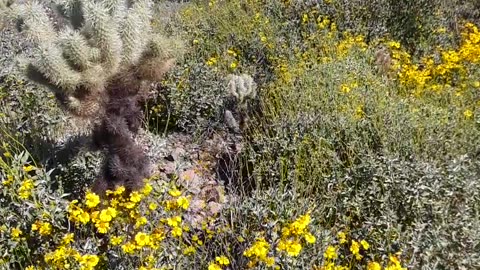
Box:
336, 32, 367, 57
208, 255, 230, 270
18, 178, 34, 199
1, 174, 14, 186
164, 186, 191, 211
385, 255, 407, 270
277, 212, 316, 256
44, 244, 99, 270
318, 233, 370, 270
243, 237, 275, 267
390, 22, 480, 96
316, 230, 408, 270
242, 211, 316, 268
31, 220, 52, 236
68, 184, 156, 234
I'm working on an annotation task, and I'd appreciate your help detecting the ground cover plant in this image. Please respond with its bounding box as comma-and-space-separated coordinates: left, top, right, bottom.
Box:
0, 0, 479, 269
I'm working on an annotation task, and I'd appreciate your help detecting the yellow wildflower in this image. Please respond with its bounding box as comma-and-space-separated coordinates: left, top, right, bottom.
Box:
176, 196, 190, 210
130, 192, 142, 203
361, 239, 370, 250
324, 245, 337, 260
337, 231, 347, 244
90, 211, 99, 221
206, 57, 217, 66
340, 84, 351, 93
283, 212, 311, 237
464, 109, 474, 119
167, 216, 182, 227
122, 242, 136, 254
183, 246, 196, 255
388, 41, 401, 49
31, 221, 40, 231
135, 216, 147, 228
208, 263, 222, 270
227, 49, 237, 57
11, 227, 22, 238
355, 105, 365, 119
169, 187, 182, 197
62, 233, 74, 245
85, 192, 100, 208
79, 254, 99, 269
18, 179, 34, 199
99, 207, 117, 222
23, 165, 35, 172
265, 257, 275, 266
2, 175, 14, 186
142, 183, 153, 195
39, 222, 52, 236
109, 198, 119, 208
110, 236, 123, 246
123, 201, 137, 209
302, 13, 308, 24
389, 255, 401, 265
277, 239, 302, 257
77, 211, 90, 224
95, 222, 110, 234
244, 237, 270, 261
135, 232, 151, 247
216, 256, 230, 266
171, 226, 183, 237
149, 202, 158, 211
113, 186, 125, 195
304, 232, 316, 244
368, 262, 382, 270
350, 240, 362, 260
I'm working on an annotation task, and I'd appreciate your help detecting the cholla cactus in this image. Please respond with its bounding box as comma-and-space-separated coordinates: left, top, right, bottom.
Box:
9, 0, 184, 195
10, 0, 183, 116
227, 73, 257, 105
224, 74, 257, 133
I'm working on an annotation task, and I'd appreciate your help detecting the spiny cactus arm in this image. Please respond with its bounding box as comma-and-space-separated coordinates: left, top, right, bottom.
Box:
103, 0, 127, 19
147, 34, 185, 60
34, 46, 82, 93
11, 2, 82, 92
136, 35, 184, 81
227, 75, 240, 99
53, 0, 84, 29
58, 28, 93, 71
239, 74, 256, 100
137, 57, 175, 81
121, 0, 153, 65
13, 2, 57, 46
66, 93, 101, 117
82, 0, 122, 75
224, 109, 240, 133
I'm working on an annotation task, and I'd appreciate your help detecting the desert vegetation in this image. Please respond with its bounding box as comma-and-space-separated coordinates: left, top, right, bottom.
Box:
0, 0, 479, 269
